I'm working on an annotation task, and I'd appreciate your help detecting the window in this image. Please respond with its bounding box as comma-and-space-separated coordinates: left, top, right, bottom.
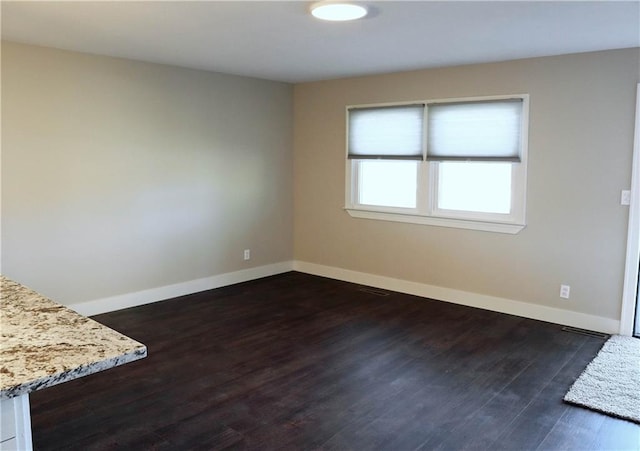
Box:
345, 95, 528, 233
357, 160, 418, 209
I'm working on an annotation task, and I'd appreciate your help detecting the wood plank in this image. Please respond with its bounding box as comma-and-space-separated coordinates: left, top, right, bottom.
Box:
28, 272, 639, 450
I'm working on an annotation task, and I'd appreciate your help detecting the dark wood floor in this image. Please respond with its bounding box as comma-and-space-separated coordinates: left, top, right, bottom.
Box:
30, 272, 639, 450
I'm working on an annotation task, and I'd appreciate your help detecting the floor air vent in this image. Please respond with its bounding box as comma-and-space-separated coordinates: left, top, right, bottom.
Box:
358, 287, 390, 297
561, 326, 609, 339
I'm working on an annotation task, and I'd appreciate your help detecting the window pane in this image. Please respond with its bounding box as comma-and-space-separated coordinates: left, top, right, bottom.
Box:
437, 162, 511, 214
358, 160, 417, 208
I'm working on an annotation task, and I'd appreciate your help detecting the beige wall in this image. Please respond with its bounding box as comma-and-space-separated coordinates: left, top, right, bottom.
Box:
3, 41, 639, 324
293, 48, 640, 321
1, 42, 293, 304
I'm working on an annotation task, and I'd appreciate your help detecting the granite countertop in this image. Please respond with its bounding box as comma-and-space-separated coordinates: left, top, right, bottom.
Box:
0, 275, 147, 400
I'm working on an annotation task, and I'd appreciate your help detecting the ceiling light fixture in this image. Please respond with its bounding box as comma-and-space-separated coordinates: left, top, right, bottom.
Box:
310, 2, 368, 21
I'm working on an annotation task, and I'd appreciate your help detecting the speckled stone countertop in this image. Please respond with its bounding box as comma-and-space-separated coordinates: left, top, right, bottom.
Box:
0, 275, 147, 400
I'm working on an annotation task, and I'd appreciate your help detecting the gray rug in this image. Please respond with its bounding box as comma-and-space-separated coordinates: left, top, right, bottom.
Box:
564, 334, 640, 424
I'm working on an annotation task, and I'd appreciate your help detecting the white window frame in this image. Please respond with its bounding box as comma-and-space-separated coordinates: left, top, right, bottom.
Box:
345, 95, 529, 234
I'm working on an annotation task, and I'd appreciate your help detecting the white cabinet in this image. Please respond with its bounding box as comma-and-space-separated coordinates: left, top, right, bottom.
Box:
0, 395, 33, 451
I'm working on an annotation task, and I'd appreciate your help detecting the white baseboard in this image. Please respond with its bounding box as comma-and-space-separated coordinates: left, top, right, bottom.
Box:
293, 261, 621, 334
68, 261, 294, 316
69, 258, 620, 334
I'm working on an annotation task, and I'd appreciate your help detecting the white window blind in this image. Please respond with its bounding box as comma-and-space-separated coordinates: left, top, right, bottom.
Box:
427, 99, 523, 162
348, 105, 424, 160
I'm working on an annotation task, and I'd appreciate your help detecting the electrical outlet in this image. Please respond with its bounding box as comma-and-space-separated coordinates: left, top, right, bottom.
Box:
621, 190, 631, 206
559, 284, 570, 299
243, 249, 251, 260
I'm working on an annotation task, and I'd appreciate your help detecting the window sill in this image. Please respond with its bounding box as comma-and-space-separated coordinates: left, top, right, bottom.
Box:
345, 208, 525, 234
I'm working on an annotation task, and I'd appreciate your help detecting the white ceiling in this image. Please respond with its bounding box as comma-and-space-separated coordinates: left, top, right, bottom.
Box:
2, 1, 639, 83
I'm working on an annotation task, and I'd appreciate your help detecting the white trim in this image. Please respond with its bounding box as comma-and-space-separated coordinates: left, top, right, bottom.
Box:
293, 261, 620, 334
0, 395, 32, 451
68, 261, 294, 316
345, 208, 525, 234
620, 83, 640, 336
346, 94, 527, 111
65, 257, 619, 334
14, 394, 32, 451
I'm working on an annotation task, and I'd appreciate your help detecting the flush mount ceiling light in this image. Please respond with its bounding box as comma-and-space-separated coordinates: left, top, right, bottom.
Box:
310, 2, 368, 21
